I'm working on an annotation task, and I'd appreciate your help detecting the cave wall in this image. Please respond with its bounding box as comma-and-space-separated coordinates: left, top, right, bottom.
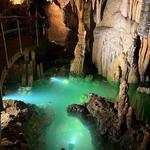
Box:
45, 0, 150, 84
92, 0, 150, 83
92, 0, 138, 83
138, 0, 150, 84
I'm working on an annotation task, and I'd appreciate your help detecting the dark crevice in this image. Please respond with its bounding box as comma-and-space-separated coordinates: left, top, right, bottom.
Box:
101, 0, 108, 20
134, 36, 141, 65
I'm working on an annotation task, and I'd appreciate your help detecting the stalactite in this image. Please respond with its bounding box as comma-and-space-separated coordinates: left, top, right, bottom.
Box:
138, 31, 150, 83
95, 0, 103, 25
92, 0, 96, 10
129, 0, 133, 19
28, 61, 33, 87
57, 0, 70, 8
137, 0, 150, 84
129, 0, 143, 23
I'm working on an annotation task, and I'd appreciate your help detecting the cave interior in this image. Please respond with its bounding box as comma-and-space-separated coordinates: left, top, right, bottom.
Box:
0, 0, 150, 150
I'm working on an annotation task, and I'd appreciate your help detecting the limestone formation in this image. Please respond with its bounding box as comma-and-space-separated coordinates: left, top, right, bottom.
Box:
138, 0, 150, 38
138, 34, 150, 84
92, 0, 139, 83
46, 2, 69, 45
1, 100, 53, 150
67, 81, 150, 149
70, 0, 88, 75
45, 0, 149, 84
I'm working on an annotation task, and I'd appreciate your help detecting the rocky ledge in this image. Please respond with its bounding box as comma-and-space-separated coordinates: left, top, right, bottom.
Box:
1, 100, 53, 150
67, 81, 150, 150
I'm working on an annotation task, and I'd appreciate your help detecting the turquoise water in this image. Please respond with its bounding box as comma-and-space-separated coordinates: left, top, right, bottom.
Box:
4, 76, 119, 150
4, 76, 150, 150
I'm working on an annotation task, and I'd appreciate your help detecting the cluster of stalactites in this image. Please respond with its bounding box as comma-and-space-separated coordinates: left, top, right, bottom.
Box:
69, 0, 104, 25
69, 0, 86, 13
129, 0, 143, 23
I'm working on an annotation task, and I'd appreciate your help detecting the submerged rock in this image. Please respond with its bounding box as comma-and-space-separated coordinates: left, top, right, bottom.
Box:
18, 87, 32, 95
137, 87, 150, 95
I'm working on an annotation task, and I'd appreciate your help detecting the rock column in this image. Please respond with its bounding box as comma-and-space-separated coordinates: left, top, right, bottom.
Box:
70, 0, 86, 75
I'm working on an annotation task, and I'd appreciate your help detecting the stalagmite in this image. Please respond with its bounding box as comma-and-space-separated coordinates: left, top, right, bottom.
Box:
37, 64, 41, 79
117, 80, 129, 128
28, 62, 33, 87
24, 51, 29, 62
92, 0, 96, 10
31, 51, 36, 79
21, 63, 27, 86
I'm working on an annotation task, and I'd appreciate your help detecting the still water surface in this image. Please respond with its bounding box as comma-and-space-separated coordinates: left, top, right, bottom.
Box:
3, 76, 150, 150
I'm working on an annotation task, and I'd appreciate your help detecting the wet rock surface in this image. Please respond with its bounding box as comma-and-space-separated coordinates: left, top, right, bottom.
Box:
137, 87, 150, 95
67, 81, 150, 150
1, 100, 53, 150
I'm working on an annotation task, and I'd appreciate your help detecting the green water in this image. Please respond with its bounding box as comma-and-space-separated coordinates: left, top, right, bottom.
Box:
3, 76, 150, 150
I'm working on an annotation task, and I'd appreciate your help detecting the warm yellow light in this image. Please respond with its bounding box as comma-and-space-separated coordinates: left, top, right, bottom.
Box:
10, 0, 24, 4
63, 79, 69, 84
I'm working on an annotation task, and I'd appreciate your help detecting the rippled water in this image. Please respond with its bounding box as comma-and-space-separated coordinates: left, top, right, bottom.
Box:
3, 76, 150, 150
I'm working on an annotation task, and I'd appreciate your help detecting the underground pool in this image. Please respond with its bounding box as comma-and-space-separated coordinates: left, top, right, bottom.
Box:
3, 76, 150, 150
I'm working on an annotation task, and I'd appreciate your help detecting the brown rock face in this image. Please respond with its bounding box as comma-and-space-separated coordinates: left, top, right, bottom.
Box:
1, 100, 52, 150
1, 100, 30, 149
57, 0, 70, 8
46, 2, 69, 45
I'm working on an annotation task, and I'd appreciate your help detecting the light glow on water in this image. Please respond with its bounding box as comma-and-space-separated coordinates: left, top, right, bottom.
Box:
3, 77, 118, 150
51, 77, 69, 85
63, 79, 69, 84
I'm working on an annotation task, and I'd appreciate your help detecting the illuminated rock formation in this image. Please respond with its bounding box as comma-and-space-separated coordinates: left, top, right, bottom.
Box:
10, 0, 24, 5
45, 0, 149, 82
138, 34, 150, 84
91, 0, 149, 84
92, 0, 139, 83
70, 0, 87, 75
70, 0, 104, 75
67, 80, 150, 149
46, 1, 69, 45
